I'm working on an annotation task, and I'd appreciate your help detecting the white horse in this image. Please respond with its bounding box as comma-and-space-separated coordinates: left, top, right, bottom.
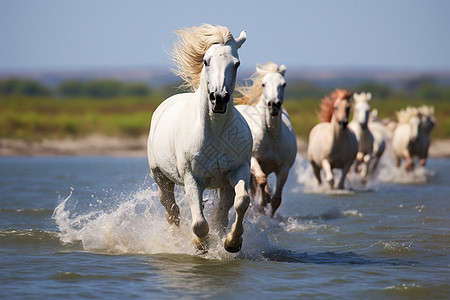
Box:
147, 24, 252, 253
348, 92, 374, 182
367, 109, 388, 174
308, 89, 358, 189
412, 106, 436, 167
235, 62, 297, 217
392, 107, 421, 171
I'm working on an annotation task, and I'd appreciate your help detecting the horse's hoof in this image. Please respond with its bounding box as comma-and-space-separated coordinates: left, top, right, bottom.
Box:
166, 212, 180, 226
224, 235, 242, 253
194, 236, 209, 252
224, 243, 241, 253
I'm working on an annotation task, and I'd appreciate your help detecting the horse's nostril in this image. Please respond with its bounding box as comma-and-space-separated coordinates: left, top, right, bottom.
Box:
223, 93, 230, 103
209, 92, 215, 101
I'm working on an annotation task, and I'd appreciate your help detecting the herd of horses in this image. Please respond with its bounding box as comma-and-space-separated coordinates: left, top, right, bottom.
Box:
146, 24, 436, 253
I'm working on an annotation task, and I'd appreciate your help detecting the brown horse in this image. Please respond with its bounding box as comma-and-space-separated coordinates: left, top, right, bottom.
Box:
307, 89, 358, 189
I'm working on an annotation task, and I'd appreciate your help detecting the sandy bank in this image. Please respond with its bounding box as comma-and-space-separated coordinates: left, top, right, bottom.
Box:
1, 136, 449, 158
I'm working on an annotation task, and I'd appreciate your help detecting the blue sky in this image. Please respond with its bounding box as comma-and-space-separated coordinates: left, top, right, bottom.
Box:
1, 0, 449, 72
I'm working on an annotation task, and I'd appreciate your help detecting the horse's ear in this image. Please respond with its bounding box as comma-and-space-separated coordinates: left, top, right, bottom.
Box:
366, 92, 372, 101
347, 90, 354, 100
236, 30, 247, 48
279, 64, 287, 76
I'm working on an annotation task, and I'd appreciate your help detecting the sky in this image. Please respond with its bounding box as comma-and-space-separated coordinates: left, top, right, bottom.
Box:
1, 0, 449, 73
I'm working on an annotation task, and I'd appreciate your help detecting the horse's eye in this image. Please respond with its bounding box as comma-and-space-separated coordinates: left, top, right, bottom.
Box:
282, 82, 286, 88
204, 60, 208, 67
262, 83, 265, 87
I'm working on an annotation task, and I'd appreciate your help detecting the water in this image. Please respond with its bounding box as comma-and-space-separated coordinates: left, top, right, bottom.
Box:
1, 155, 449, 299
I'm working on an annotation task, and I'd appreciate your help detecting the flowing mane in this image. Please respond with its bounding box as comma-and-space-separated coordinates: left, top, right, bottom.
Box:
170, 24, 234, 91
318, 89, 353, 122
235, 62, 284, 105
396, 106, 418, 124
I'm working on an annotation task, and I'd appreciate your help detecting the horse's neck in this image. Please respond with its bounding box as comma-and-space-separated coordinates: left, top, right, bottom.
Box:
257, 100, 281, 135
196, 80, 235, 135
331, 115, 345, 139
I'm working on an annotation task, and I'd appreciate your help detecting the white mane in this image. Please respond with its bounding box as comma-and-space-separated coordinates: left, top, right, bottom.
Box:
396, 107, 419, 124
170, 24, 234, 91
235, 62, 286, 105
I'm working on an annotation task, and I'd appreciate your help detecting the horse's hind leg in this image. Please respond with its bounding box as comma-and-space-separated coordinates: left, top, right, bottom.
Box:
151, 167, 179, 225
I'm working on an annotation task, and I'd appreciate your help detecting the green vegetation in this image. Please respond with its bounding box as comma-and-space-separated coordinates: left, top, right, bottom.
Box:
0, 77, 449, 141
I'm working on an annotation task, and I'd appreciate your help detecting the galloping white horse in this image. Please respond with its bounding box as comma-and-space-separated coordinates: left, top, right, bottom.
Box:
412, 106, 435, 168
348, 92, 374, 182
308, 89, 358, 189
147, 24, 252, 253
392, 107, 421, 171
235, 62, 297, 217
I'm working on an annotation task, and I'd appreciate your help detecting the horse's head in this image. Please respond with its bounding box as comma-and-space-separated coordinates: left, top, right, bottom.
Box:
418, 105, 436, 134
352, 92, 372, 128
332, 90, 353, 129
261, 64, 286, 116
204, 31, 246, 114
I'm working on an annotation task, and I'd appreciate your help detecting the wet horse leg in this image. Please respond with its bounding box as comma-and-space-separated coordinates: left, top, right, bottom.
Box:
184, 175, 209, 251
321, 159, 334, 188
310, 161, 322, 185
251, 157, 270, 207
270, 167, 289, 217
224, 165, 250, 253
213, 185, 235, 237
151, 167, 180, 225
338, 162, 352, 190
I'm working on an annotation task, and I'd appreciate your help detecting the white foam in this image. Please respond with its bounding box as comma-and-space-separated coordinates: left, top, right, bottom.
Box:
53, 184, 281, 260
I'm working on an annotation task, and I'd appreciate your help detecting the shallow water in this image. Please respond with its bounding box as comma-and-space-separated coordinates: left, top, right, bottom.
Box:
1, 155, 449, 299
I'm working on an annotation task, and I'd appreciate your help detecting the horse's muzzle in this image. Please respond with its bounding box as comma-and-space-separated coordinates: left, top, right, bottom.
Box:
339, 120, 348, 129
268, 100, 282, 116
210, 92, 230, 114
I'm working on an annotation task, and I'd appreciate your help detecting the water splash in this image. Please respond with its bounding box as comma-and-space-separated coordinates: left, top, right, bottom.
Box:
294, 148, 434, 193
52, 183, 283, 260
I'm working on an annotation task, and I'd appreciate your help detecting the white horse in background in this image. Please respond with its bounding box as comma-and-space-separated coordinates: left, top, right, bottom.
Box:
235, 62, 297, 217
348, 92, 374, 182
308, 89, 358, 189
392, 107, 421, 171
147, 24, 252, 253
412, 105, 436, 168
367, 109, 388, 174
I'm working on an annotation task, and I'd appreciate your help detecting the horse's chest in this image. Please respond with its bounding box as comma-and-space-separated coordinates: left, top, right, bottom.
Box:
191, 130, 251, 177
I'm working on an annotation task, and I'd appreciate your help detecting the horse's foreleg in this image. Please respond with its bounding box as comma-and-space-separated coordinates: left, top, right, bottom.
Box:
360, 154, 371, 182
224, 165, 250, 253
251, 157, 270, 207
310, 161, 322, 185
184, 176, 209, 251
213, 186, 235, 237
151, 168, 179, 226
271, 167, 289, 217
321, 159, 334, 188
402, 149, 414, 171
338, 163, 352, 190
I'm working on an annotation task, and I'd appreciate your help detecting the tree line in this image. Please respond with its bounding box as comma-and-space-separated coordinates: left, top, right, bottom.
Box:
0, 77, 448, 101
0, 78, 152, 98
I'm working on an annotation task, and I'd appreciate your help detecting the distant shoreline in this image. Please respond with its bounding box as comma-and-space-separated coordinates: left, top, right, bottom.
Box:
1, 135, 450, 158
